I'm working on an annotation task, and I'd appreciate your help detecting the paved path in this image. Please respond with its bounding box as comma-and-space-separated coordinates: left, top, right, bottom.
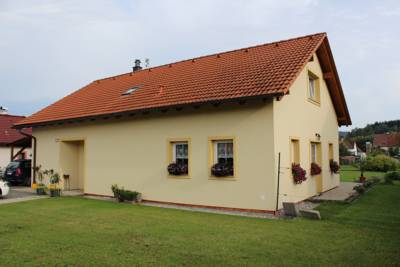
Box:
0, 187, 48, 205
311, 182, 359, 202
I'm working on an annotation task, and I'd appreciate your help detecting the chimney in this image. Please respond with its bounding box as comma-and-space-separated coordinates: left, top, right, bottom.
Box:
132, 59, 142, 72
0, 106, 8, 115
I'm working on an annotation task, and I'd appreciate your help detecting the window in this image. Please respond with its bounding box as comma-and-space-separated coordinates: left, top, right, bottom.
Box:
215, 141, 234, 166
173, 142, 188, 166
308, 71, 320, 103
311, 142, 318, 163
209, 138, 235, 177
291, 139, 300, 164
329, 143, 334, 160
122, 86, 140, 96
167, 138, 190, 177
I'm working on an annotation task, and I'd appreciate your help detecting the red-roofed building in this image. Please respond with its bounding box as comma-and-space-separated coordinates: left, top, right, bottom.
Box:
0, 113, 32, 169
373, 133, 400, 151
15, 33, 351, 213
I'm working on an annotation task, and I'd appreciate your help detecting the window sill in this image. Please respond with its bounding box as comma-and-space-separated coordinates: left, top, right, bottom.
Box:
307, 98, 320, 106
167, 175, 191, 179
209, 176, 237, 181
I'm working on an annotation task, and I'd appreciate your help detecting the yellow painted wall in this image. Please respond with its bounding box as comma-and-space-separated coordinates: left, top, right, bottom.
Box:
273, 53, 340, 207
33, 102, 277, 211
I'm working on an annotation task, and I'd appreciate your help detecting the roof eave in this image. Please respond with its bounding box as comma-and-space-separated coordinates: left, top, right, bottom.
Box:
14, 93, 284, 129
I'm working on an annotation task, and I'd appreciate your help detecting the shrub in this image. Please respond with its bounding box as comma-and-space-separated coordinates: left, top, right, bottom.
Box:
211, 163, 233, 177
353, 184, 365, 194
310, 163, 322, 176
384, 170, 400, 181
369, 176, 382, 185
111, 184, 140, 202
167, 163, 188, 175
329, 160, 340, 174
364, 155, 399, 172
292, 164, 307, 184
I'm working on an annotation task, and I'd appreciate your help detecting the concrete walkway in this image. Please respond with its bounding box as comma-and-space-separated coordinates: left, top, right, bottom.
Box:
310, 182, 359, 202
0, 187, 48, 205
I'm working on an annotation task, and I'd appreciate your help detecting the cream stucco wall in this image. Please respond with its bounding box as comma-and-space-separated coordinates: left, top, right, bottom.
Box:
273, 53, 340, 207
33, 102, 277, 211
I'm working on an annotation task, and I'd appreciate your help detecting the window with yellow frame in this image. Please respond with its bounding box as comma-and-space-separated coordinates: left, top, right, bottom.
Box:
209, 137, 236, 178
308, 71, 320, 104
167, 138, 190, 177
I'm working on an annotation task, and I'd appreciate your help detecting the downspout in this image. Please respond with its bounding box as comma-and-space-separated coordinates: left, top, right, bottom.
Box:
275, 152, 281, 215
18, 130, 37, 184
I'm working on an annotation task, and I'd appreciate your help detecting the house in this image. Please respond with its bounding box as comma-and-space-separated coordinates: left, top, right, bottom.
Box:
373, 133, 400, 151
15, 33, 351, 213
0, 110, 32, 169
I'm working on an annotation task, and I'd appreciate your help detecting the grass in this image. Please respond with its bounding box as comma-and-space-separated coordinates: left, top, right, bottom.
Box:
340, 164, 385, 182
1, 184, 400, 266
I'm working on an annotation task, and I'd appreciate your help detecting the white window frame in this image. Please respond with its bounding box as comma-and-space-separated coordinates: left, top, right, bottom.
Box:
311, 143, 318, 163
172, 142, 188, 163
309, 76, 316, 100
213, 140, 234, 164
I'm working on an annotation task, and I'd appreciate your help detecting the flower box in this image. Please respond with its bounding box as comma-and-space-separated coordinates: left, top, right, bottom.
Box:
310, 163, 322, 176
292, 163, 307, 184
167, 163, 188, 176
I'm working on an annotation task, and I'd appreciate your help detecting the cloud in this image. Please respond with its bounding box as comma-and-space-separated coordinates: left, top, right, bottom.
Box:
0, 0, 399, 128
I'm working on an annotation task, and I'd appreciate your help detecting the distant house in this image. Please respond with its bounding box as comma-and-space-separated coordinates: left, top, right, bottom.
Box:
373, 133, 400, 151
0, 112, 32, 169
15, 33, 351, 213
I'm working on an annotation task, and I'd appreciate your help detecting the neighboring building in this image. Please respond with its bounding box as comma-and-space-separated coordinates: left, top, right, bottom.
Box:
0, 113, 32, 169
373, 133, 400, 151
15, 33, 351, 213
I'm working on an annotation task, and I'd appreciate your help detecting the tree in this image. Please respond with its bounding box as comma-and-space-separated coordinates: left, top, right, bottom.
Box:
339, 143, 350, 157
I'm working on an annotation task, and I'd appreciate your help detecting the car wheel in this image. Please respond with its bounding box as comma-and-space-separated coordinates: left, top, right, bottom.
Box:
0, 188, 2, 197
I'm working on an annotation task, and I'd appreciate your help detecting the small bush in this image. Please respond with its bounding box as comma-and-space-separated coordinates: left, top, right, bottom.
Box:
369, 176, 382, 184
353, 184, 366, 194
384, 171, 400, 181
111, 184, 140, 202
364, 155, 399, 172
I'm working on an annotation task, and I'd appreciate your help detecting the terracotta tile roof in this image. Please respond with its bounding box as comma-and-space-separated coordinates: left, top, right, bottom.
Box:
373, 133, 400, 148
0, 115, 32, 145
15, 32, 350, 127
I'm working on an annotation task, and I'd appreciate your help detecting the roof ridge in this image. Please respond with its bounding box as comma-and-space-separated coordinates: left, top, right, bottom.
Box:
94, 32, 327, 82
0, 114, 25, 118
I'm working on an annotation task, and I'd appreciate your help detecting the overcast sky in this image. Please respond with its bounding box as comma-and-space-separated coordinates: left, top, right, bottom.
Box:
0, 0, 399, 129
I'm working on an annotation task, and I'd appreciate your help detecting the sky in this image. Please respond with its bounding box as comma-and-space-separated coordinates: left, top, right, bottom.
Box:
0, 0, 399, 129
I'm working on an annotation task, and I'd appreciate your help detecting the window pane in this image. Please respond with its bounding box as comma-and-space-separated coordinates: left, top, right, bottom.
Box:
226, 143, 233, 157
174, 143, 188, 160
218, 143, 226, 157
309, 78, 315, 99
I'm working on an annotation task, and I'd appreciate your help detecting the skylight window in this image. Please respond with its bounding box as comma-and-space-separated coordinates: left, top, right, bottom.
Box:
122, 86, 140, 96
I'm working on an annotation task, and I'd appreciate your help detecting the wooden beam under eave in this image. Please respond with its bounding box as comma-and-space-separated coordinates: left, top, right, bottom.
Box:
323, 72, 334, 80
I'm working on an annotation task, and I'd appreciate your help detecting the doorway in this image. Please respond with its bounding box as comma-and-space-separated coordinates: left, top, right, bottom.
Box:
59, 140, 85, 191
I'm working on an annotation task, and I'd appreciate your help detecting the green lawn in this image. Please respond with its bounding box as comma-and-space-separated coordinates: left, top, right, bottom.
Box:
1, 185, 400, 266
340, 164, 385, 182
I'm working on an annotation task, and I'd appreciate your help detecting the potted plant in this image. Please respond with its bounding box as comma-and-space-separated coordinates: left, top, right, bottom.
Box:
33, 165, 46, 195
310, 162, 322, 176
49, 170, 61, 197
167, 163, 188, 175
292, 163, 307, 184
359, 159, 367, 183
211, 163, 233, 177
329, 160, 340, 174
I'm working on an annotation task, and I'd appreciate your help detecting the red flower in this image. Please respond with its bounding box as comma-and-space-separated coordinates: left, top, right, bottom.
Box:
329, 160, 340, 174
310, 162, 322, 176
292, 163, 307, 184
